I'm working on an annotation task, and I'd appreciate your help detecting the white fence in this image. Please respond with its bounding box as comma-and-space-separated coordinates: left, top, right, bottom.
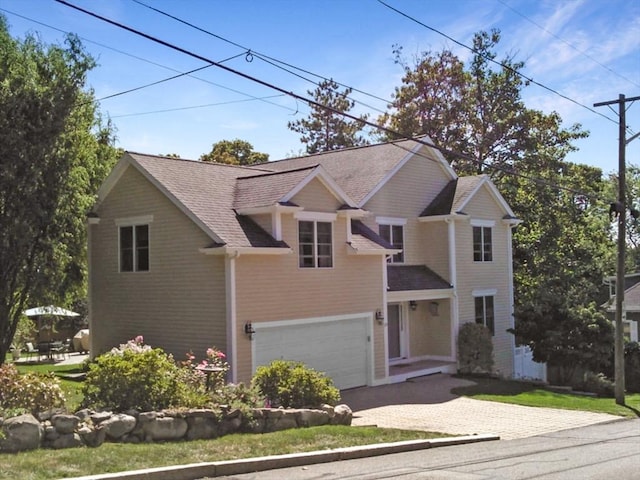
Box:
514, 346, 547, 382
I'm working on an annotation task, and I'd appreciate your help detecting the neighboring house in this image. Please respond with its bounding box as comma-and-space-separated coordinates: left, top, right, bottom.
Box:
88, 138, 520, 389
603, 274, 640, 342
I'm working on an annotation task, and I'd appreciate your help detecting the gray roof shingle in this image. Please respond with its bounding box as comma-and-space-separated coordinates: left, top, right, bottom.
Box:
421, 175, 484, 217
387, 265, 453, 291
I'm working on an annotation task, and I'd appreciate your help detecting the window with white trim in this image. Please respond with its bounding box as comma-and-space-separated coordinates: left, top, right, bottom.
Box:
298, 220, 333, 268
475, 295, 495, 335
473, 226, 492, 262
120, 224, 149, 272
379, 224, 404, 263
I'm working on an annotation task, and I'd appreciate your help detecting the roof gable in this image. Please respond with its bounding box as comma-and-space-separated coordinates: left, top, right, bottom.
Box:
421, 175, 516, 219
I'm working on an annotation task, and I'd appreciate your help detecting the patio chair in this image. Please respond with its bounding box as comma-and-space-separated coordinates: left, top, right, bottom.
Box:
24, 342, 39, 361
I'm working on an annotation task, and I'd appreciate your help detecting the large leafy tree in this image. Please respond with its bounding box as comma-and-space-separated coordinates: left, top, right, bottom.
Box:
379, 30, 586, 177
0, 17, 119, 364
199, 139, 268, 165
288, 78, 370, 154
380, 29, 615, 371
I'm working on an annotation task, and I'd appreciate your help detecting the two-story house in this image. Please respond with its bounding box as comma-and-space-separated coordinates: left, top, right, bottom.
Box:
88, 138, 520, 388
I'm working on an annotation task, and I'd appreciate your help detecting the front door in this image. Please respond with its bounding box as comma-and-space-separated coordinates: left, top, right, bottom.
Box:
387, 304, 405, 360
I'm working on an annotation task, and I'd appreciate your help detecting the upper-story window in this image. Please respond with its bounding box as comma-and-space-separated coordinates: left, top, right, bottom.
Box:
472, 220, 494, 262
377, 217, 406, 263
117, 215, 152, 272
298, 220, 333, 268
474, 295, 495, 336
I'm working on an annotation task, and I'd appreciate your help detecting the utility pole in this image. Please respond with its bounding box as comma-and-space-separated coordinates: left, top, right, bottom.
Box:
594, 94, 640, 406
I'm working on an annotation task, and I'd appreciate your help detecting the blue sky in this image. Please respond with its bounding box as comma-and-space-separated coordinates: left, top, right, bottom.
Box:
1, 0, 638, 175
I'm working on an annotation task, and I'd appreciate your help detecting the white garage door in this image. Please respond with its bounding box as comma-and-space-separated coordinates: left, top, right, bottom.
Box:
253, 315, 370, 390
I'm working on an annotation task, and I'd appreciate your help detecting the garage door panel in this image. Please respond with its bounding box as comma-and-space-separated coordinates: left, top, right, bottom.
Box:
254, 316, 369, 390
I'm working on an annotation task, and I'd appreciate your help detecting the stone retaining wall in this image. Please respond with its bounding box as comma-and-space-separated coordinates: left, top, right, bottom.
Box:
0, 404, 353, 452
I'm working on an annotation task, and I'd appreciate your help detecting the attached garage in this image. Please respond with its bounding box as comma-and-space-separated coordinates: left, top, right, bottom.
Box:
252, 314, 372, 390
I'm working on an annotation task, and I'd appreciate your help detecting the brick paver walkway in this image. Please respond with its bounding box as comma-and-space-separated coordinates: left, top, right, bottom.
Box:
340, 374, 620, 440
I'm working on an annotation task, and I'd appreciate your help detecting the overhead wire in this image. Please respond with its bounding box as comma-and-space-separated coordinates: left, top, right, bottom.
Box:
0, 6, 298, 114
375, 0, 621, 127
496, 0, 640, 89
56, 0, 615, 205
130, 0, 390, 113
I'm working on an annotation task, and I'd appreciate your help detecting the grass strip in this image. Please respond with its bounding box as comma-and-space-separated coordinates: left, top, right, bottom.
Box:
452, 376, 640, 417
0, 426, 449, 480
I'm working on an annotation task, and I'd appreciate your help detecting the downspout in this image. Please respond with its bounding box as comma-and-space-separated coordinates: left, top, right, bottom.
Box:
507, 223, 517, 377
382, 254, 389, 382
446, 218, 459, 362
87, 216, 99, 359
225, 251, 239, 383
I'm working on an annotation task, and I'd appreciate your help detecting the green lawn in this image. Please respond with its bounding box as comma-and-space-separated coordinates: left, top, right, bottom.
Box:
452, 376, 640, 417
0, 426, 446, 480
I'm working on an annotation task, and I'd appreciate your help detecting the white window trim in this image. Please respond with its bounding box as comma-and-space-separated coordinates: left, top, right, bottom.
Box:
118, 222, 151, 273
472, 288, 498, 297
375, 216, 407, 226
297, 219, 334, 269
378, 222, 405, 264
115, 214, 154, 226
470, 219, 496, 227
294, 211, 337, 222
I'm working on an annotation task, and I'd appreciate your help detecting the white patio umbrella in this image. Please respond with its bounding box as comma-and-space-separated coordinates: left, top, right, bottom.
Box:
24, 306, 80, 317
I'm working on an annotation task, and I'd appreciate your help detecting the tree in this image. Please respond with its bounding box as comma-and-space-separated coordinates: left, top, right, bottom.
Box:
0, 17, 119, 364
288, 78, 370, 154
378, 30, 587, 177
199, 139, 268, 165
380, 29, 616, 372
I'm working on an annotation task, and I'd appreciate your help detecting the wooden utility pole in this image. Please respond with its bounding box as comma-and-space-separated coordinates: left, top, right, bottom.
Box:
594, 94, 640, 406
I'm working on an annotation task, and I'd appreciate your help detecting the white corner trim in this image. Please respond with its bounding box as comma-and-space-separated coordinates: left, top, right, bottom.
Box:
472, 288, 498, 297
470, 219, 496, 227
294, 211, 338, 222
375, 216, 407, 226
114, 214, 154, 226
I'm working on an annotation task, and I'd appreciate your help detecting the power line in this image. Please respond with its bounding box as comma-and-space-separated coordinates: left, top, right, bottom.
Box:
496, 0, 640, 89
0, 7, 298, 114
56, 0, 615, 205
130, 0, 390, 112
376, 0, 621, 127
111, 95, 286, 119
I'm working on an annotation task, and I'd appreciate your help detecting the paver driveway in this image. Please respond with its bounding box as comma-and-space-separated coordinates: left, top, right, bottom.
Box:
340, 374, 621, 440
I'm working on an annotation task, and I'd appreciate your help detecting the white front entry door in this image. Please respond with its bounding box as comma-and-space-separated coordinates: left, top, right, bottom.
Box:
387, 304, 407, 361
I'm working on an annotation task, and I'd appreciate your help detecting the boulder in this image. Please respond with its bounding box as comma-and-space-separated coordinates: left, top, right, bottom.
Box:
78, 424, 106, 448
330, 404, 353, 425
0, 414, 43, 452
51, 433, 82, 449
297, 409, 330, 427
102, 413, 136, 440
142, 416, 188, 442
52, 414, 80, 434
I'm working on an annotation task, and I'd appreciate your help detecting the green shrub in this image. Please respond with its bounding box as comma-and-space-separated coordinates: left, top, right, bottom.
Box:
82, 337, 207, 412
457, 322, 494, 375
251, 360, 340, 408
625, 341, 640, 393
573, 371, 614, 397
0, 364, 65, 416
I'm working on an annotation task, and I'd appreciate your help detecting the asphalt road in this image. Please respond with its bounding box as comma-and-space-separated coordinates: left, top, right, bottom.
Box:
210, 418, 640, 479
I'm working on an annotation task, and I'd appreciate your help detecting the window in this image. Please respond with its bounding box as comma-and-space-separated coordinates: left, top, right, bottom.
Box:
298, 220, 333, 268
379, 224, 404, 263
120, 224, 149, 272
473, 226, 492, 262
475, 295, 495, 335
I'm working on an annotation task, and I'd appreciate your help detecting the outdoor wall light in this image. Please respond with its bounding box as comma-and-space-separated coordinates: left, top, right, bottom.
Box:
429, 301, 440, 316
244, 322, 256, 340
375, 309, 384, 324
409, 300, 418, 311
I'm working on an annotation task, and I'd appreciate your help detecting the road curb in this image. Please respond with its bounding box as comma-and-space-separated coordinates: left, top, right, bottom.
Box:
66, 434, 499, 480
